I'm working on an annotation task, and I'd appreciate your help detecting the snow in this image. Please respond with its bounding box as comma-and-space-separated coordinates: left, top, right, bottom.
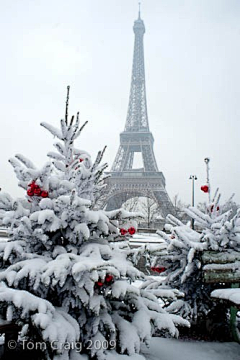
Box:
130, 233, 165, 246
113, 313, 141, 355
0, 285, 55, 315
41, 122, 64, 140
0, 237, 8, 242
105, 353, 144, 360
204, 261, 240, 271
98, 337, 240, 360
211, 288, 240, 305
141, 337, 240, 360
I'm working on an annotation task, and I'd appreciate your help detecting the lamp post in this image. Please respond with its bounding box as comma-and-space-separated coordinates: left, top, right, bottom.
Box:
204, 157, 211, 203
189, 175, 197, 229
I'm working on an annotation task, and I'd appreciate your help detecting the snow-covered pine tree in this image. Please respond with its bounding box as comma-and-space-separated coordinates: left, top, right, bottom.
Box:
143, 203, 240, 338
142, 214, 210, 322
0, 87, 188, 360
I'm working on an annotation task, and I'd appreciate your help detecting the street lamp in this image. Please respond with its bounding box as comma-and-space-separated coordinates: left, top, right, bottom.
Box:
189, 175, 197, 229
204, 157, 211, 203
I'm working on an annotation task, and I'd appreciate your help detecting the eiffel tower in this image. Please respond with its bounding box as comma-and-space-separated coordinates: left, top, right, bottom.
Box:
101, 8, 174, 218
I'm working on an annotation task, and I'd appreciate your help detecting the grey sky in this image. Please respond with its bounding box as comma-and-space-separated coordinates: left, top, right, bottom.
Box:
1, 0, 240, 206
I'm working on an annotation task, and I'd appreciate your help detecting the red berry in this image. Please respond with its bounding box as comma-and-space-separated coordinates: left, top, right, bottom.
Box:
79, 158, 84, 162
28, 181, 35, 187
151, 266, 166, 273
41, 191, 48, 198
201, 185, 209, 193
105, 275, 114, 284
27, 189, 34, 196
128, 227, 136, 235
120, 228, 128, 236
34, 187, 41, 196
96, 281, 104, 287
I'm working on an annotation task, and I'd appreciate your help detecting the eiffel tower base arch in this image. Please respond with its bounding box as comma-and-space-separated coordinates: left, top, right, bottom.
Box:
100, 171, 175, 219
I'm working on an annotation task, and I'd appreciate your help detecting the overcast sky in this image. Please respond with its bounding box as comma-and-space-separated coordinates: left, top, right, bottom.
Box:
1, 0, 240, 206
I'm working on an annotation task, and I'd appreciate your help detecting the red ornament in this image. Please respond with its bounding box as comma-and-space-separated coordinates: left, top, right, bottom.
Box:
128, 227, 136, 235
41, 191, 49, 198
79, 158, 84, 162
120, 228, 128, 236
105, 274, 114, 284
201, 185, 209, 193
34, 187, 42, 196
28, 181, 36, 189
151, 266, 166, 274
27, 189, 34, 197
96, 281, 104, 287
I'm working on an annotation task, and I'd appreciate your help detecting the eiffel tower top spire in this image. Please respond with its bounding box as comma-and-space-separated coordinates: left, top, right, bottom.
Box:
138, 2, 141, 19
124, 6, 149, 132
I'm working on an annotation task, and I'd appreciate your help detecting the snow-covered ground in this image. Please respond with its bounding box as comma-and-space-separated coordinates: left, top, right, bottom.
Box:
106, 337, 240, 360
142, 337, 240, 360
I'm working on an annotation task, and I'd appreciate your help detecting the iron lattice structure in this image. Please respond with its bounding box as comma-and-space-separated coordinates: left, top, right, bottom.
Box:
101, 11, 175, 218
